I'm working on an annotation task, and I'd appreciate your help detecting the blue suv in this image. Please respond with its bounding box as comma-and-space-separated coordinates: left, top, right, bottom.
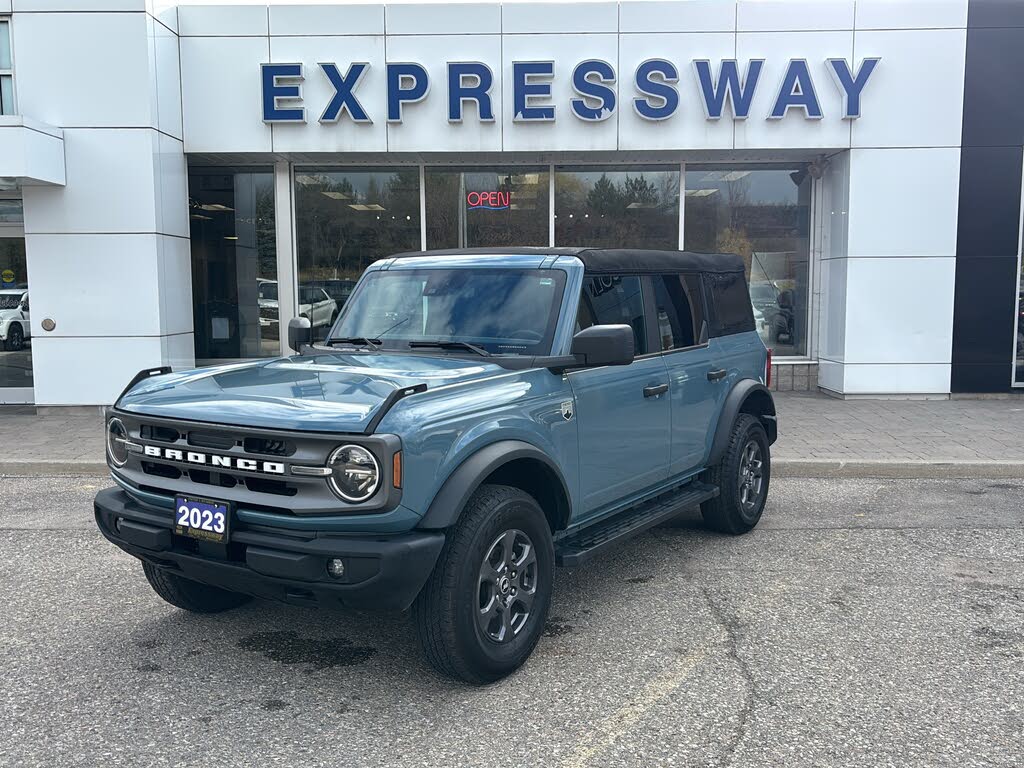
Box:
95, 247, 776, 683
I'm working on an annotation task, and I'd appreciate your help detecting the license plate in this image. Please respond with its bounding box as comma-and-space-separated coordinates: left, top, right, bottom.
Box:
174, 496, 230, 543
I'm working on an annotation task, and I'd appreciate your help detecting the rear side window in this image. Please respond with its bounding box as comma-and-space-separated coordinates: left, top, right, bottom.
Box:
577, 275, 647, 355
705, 271, 755, 337
652, 274, 706, 351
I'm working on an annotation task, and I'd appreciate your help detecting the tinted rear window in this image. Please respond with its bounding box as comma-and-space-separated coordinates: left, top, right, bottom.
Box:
705, 272, 755, 337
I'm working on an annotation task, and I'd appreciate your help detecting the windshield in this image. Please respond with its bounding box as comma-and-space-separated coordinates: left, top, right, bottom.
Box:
330, 267, 567, 355
258, 282, 278, 301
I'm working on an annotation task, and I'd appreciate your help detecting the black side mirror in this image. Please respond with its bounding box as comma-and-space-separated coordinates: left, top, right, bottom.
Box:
287, 316, 312, 353
570, 324, 635, 367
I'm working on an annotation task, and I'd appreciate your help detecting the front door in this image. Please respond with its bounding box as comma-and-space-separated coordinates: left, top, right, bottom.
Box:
569, 275, 671, 518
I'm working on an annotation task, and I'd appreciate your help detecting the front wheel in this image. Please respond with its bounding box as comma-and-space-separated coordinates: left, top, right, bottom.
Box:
413, 484, 554, 684
700, 413, 771, 535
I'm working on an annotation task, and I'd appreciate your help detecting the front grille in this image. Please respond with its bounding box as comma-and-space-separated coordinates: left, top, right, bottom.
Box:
116, 411, 400, 517
141, 425, 180, 443
242, 436, 296, 457
188, 431, 236, 450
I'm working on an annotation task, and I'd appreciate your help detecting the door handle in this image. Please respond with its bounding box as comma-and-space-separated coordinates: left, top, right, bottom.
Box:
707, 368, 728, 382
643, 383, 669, 398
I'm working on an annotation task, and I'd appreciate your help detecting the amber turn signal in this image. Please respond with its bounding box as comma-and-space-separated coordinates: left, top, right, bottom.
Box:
392, 451, 403, 489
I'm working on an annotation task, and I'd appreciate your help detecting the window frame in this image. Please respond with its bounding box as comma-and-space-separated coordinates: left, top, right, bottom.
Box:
643, 272, 711, 357
0, 16, 15, 116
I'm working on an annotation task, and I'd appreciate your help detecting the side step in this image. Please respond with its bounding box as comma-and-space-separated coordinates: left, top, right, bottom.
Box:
555, 482, 719, 567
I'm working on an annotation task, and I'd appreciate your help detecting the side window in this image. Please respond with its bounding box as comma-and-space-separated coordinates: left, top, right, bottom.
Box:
577, 275, 647, 355
706, 271, 755, 337
652, 274, 706, 351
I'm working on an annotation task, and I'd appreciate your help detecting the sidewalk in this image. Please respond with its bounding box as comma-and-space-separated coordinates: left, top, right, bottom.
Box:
1, 394, 1023, 477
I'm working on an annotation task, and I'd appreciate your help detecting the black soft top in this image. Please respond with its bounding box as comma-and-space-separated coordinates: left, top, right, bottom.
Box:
388, 247, 745, 275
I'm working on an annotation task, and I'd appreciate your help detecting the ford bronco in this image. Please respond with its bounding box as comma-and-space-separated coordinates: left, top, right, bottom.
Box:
94, 247, 776, 683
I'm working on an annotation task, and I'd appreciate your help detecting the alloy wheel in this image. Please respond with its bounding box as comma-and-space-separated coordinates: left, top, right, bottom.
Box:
477, 529, 538, 643
738, 439, 765, 511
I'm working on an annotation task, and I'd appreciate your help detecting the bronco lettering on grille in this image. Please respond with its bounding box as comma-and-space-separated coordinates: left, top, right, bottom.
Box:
142, 445, 285, 475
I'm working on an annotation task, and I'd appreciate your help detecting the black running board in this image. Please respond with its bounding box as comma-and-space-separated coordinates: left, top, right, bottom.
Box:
555, 482, 719, 567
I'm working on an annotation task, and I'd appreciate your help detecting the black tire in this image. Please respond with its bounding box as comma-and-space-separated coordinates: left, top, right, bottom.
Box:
413, 484, 554, 684
700, 413, 770, 535
142, 561, 250, 613
5, 323, 23, 351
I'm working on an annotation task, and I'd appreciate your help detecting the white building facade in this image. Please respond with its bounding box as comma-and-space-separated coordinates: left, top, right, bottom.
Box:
1, 0, 1022, 406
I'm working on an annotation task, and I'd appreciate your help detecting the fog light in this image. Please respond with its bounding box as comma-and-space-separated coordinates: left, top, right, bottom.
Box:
327, 558, 346, 579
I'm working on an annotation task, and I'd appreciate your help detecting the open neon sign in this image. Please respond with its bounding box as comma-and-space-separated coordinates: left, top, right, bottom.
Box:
466, 191, 511, 211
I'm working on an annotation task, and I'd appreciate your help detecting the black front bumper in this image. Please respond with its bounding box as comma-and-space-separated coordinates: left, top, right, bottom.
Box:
95, 487, 445, 611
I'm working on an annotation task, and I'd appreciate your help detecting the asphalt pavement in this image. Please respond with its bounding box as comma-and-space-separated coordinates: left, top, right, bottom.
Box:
2, 474, 1022, 767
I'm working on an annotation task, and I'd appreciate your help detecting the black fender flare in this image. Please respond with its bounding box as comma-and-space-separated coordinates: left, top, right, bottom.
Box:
707, 380, 777, 467
417, 440, 571, 530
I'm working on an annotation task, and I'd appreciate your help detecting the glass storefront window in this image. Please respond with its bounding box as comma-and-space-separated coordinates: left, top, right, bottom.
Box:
425, 166, 549, 249
188, 167, 277, 363
684, 166, 812, 356
0, 236, 31, 388
294, 168, 421, 342
1015, 263, 1023, 386
555, 166, 680, 249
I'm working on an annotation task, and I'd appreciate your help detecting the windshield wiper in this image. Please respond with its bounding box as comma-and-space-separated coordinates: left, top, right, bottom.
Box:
327, 336, 381, 350
408, 340, 491, 357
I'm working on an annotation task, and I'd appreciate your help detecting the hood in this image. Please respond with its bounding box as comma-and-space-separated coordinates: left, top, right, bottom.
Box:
116, 351, 506, 433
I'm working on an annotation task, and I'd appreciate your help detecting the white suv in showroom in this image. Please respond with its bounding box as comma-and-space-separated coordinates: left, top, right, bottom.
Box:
0, 288, 30, 351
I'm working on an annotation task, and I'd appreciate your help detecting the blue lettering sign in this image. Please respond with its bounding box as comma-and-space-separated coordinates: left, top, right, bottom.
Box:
261, 63, 305, 122
633, 59, 679, 121
827, 57, 880, 119
571, 59, 616, 121
387, 62, 430, 122
319, 62, 371, 123
693, 59, 763, 120
260, 55, 882, 126
770, 59, 823, 119
448, 62, 495, 122
513, 61, 555, 122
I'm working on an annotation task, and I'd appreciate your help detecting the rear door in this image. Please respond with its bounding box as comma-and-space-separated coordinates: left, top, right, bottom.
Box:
569, 275, 671, 518
653, 273, 720, 475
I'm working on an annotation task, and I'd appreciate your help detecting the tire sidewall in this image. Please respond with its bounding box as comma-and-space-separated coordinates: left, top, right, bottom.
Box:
453, 493, 554, 678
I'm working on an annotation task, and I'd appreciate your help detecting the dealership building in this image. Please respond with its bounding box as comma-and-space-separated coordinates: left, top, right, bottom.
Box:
0, 0, 1022, 406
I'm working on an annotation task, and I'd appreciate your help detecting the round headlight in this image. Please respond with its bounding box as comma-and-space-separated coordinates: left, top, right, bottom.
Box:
326, 444, 380, 502
106, 418, 129, 467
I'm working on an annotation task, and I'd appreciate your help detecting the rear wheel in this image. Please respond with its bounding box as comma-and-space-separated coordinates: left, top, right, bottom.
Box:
4, 323, 24, 351
413, 484, 554, 684
142, 562, 250, 613
700, 414, 770, 535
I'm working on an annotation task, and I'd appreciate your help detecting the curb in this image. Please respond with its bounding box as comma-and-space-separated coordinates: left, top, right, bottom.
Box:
0, 461, 109, 477
2, 459, 1023, 480
773, 459, 1024, 479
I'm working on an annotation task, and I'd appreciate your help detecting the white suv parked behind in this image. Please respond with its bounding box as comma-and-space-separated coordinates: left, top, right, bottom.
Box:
0, 289, 30, 351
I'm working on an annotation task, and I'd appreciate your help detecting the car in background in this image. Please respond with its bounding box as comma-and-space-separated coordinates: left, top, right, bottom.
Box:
0, 289, 30, 351
257, 280, 340, 335
306, 279, 357, 311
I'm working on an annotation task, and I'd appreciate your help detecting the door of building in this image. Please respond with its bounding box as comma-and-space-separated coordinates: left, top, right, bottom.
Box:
0, 199, 32, 403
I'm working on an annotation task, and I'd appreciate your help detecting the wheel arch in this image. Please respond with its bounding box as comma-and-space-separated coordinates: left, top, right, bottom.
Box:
707, 380, 777, 467
417, 440, 572, 533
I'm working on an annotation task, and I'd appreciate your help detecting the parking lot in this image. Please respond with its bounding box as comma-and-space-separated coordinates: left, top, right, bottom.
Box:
2, 474, 1022, 767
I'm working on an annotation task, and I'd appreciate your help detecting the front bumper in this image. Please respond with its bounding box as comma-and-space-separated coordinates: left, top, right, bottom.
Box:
95, 487, 444, 611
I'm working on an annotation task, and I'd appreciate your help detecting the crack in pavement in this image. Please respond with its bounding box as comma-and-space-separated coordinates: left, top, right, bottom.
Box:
702, 586, 758, 768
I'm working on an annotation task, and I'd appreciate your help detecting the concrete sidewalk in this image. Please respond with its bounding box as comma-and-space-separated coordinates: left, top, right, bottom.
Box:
0, 394, 1022, 478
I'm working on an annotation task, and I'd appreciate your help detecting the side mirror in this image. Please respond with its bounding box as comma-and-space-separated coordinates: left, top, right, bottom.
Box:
570, 324, 635, 367
287, 316, 312, 353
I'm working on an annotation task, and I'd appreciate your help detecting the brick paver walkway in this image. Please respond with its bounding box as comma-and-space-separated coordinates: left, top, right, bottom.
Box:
1, 394, 1022, 475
